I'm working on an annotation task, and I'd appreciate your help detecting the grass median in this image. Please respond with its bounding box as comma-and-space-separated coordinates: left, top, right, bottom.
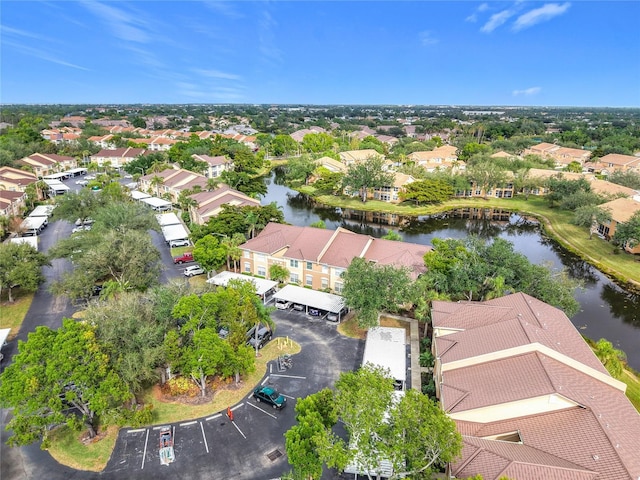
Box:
46, 337, 301, 472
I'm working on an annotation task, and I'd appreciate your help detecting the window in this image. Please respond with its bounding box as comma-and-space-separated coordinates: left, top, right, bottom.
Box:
290, 273, 299, 284
334, 268, 345, 277
306, 275, 313, 286
290, 259, 299, 268
256, 253, 266, 262
306, 261, 313, 270
322, 265, 329, 274
321, 278, 329, 289
257, 266, 266, 276
244, 262, 251, 273
243, 251, 250, 258
334, 282, 343, 293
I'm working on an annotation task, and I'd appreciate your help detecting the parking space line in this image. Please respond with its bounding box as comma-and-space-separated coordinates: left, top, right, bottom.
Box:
200, 421, 209, 453
180, 420, 197, 426
127, 428, 145, 434
247, 401, 277, 419
281, 393, 296, 400
270, 374, 306, 379
231, 420, 247, 439
206, 413, 222, 421
261, 377, 269, 385
141, 429, 149, 469
230, 402, 244, 411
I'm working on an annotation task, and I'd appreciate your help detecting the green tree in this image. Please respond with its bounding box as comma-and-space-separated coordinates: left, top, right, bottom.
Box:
342, 258, 413, 328
545, 175, 591, 208
285, 155, 316, 185
466, 160, 507, 199
342, 156, 394, 203
302, 132, 335, 153
269, 264, 290, 284
573, 205, 612, 238
193, 235, 227, 273
0, 242, 50, 302
309, 220, 326, 229
0, 319, 131, 446
269, 134, 299, 157
613, 210, 640, 249
52, 189, 102, 224
593, 338, 626, 379
381, 230, 402, 241
182, 327, 229, 397
400, 178, 454, 204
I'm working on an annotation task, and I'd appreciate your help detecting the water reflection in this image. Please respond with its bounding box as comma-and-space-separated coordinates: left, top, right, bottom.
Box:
260, 172, 640, 370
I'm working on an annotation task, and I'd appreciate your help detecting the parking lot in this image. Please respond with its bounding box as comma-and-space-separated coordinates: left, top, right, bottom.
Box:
101, 310, 364, 480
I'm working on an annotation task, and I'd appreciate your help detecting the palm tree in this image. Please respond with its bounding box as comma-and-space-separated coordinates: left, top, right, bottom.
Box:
150, 175, 165, 198
206, 177, 220, 192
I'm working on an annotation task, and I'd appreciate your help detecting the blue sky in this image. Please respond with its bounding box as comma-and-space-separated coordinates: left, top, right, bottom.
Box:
2, 1, 639, 107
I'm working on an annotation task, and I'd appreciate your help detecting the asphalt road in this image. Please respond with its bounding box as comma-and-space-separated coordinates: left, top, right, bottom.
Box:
1, 177, 365, 479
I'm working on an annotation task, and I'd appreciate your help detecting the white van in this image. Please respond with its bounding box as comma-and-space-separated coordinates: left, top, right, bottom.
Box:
275, 300, 291, 310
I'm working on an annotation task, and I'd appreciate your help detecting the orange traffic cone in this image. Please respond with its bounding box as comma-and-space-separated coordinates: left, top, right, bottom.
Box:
227, 406, 234, 421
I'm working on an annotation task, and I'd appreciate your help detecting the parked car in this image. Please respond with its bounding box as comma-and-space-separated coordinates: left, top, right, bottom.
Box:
71, 225, 90, 233
292, 304, 305, 312
275, 300, 291, 310
184, 265, 205, 277
170, 239, 190, 248
75, 179, 88, 185
173, 252, 194, 264
246, 324, 272, 349
84, 175, 96, 180
252, 386, 286, 409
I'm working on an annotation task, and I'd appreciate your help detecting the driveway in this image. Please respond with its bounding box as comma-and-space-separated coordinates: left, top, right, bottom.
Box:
1, 307, 364, 480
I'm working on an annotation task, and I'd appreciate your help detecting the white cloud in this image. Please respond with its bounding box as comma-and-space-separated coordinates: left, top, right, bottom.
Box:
419, 31, 439, 46
466, 3, 489, 22
481, 8, 517, 33
513, 3, 571, 31
203, 0, 244, 19
513, 86, 542, 96
80, 1, 150, 43
258, 9, 282, 64
193, 68, 243, 81
3, 39, 90, 71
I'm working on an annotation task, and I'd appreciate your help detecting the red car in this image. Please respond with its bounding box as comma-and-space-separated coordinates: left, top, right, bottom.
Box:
173, 252, 194, 264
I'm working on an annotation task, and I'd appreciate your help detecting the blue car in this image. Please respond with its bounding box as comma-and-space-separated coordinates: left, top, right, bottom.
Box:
253, 386, 286, 409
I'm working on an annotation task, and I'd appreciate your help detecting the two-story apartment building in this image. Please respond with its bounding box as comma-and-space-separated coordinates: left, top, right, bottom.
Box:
432, 293, 640, 480
92, 147, 146, 169
0, 166, 37, 192
17, 153, 76, 177
524, 142, 591, 168
239, 223, 430, 292
372, 172, 415, 203
596, 197, 640, 253
188, 186, 260, 225
0, 190, 27, 218
408, 145, 461, 172
192, 154, 231, 178
139, 168, 208, 203
338, 149, 382, 166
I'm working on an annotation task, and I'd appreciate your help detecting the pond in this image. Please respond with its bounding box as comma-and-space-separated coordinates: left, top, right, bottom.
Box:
261, 172, 640, 370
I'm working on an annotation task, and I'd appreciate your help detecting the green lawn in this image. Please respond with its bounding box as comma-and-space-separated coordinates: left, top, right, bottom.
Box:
0, 290, 34, 340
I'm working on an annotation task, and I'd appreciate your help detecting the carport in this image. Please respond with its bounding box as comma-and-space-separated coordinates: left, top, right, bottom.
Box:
20, 216, 47, 235
130, 190, 151, 201
272, 285, 347, 321
43, 179, 70, 195
207, 271, 278, 304
141, 197, 172, 212
156, 212, 181, 227
161, 224, 189, 243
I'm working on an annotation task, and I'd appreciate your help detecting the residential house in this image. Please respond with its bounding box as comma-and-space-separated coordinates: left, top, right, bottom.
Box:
375, 134, 399, 148
0, 166, 37, 192
596, 197, 640, 253
192, 154, 231, 178
88, 134, 116, 149
139, 168, 208, 203
315, 156, 347, 174
338, 149, 383, 166
0, 190, 27, 218
524, 142, 591, 168
17, 153, 76, 177
92, 148, 146, 169
596, 153, 640, 174
290, 126, 327, 143
490, 151, 516, 159
432, 292, 640, 480
408, 145, 461, 172
133, 137, 177, 151
239, 222, 430, 292
372, 172, 415, 203
188, 186, 260, 225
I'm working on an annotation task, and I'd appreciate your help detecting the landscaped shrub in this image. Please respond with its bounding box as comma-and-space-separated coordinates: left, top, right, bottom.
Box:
165, 376, 196, 397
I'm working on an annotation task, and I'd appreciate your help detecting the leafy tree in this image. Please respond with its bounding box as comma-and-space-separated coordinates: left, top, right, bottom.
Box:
191, 203, 284, 242
285, 155, 316, 185
0, 319, 131, 446
193, 235, 227, 273
559, 190, 603, 211
342, 257, 413, 328
52, 189, 103, 224
545, 175, 591, 208
284, 365, 461, 480
573, 205, 612, 238
311, 168, 344, 194
382, 230, 402, 241
309, 220, 326, 229
400, 178, 453, 204
466, 160, 507, 199
84, 291, 170, 394
608, 170, 640, 190
269, 264, 290, 284
269, 134, 299, 157
0, 242, 50, 302
613, 210, 640, 249
182, 327, 229, 397
302, 132, 335, 153
342, 156, 394, 203
593, 338, 627, 379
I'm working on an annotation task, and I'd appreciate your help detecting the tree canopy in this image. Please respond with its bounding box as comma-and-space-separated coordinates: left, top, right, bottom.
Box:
0, 319, 131, 446
0, 242, 50, 302
342, 156, 394, 203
